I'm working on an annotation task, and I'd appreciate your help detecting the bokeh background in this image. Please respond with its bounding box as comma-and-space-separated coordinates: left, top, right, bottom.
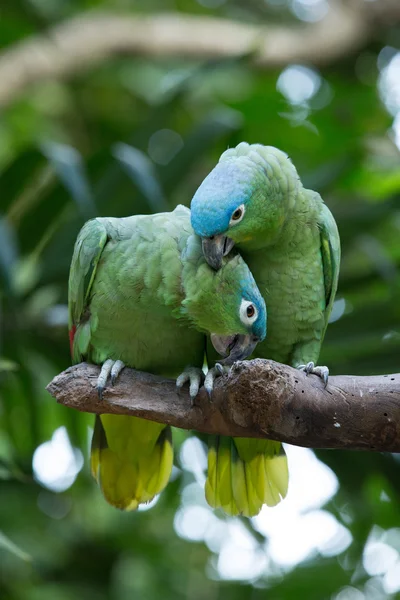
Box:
1, 1, 400, 599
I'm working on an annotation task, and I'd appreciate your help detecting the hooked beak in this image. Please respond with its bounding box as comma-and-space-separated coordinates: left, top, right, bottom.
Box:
210, 333, 259, 365
202, 235, 235, 271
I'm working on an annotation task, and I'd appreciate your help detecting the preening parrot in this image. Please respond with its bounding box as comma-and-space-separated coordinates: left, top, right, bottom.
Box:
190, 142, 341, 517
68, 204, 266, 511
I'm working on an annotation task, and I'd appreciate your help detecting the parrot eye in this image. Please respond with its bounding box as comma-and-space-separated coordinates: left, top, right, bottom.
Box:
239, 299, 258, 326
246, 305, 255, 318
229, 204, 245, 226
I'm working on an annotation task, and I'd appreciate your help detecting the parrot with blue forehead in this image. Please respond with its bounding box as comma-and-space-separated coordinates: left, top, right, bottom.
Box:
191, 142, 340, 516
68, 204, 266, 511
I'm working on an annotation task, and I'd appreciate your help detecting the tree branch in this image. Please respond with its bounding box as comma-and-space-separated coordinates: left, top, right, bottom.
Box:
46, 360, 400, 453
1, 1, 399, 109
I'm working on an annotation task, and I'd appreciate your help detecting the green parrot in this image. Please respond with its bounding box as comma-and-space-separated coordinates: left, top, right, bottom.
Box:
190, 142, 340, 517
68, 204, 266, 511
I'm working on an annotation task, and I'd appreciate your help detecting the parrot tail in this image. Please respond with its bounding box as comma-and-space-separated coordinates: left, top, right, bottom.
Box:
90, 414, 173, 510
205, 436, 288, 517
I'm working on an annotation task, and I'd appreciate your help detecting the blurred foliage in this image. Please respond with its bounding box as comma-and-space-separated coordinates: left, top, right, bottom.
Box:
0, 0, 400, 599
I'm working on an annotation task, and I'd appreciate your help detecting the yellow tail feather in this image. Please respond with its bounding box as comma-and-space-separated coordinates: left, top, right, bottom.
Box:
205, 436, 289, 517
90, 415, 103, 482
91, 414, 173, 510
230, 442, 250, 517
244, 456, 264, 516
205, 436, 218, 508
216, 437, 238, 515
267, 454, 289, 500
145, 427, 174, 498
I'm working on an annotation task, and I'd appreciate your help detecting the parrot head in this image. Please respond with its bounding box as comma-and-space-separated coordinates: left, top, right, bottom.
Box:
191, 142, 300, 269
187, 253, 266, 363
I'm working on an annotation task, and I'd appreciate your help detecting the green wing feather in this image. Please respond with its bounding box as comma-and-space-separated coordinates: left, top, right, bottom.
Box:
68, 218, 109, 362
319, 203, 341, 337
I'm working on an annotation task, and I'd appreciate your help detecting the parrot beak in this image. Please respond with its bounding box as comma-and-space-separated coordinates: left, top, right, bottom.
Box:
210, 333, 259, 364
202, 235, 235, 270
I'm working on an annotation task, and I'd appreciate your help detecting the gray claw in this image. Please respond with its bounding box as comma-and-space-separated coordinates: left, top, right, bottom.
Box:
215, 363, 224, 375
313, 365, 329, 388
111, 360, 125, 385
305, 361, 315, 374
204, 364, 229, 397
97, 359, 125, 398
204, 367, 216, 397
298, 362, 329, 388
176, 367, 204, 402
204, 382, 213, 398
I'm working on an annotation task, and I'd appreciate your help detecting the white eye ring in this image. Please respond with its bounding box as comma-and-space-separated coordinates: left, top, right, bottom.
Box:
239, 299, 258, 326
229, 204, 245, 227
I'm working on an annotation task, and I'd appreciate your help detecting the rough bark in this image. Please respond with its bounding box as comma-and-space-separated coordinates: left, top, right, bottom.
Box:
1, 1, 400, 108
46, 360, 400, 453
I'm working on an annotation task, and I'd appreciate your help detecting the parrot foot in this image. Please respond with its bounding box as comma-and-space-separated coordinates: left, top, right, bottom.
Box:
176, 366, 204, 402
97, 359, 126, 399
204, 363, 229, 398
297, 361, 329, 388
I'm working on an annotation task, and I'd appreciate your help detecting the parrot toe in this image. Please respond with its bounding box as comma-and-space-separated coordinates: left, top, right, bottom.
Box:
297, 362, 329, 388
97, 359, 126, 399
110, 360, 125, 385
298, 361, 315, 375
313, 365, 329, 388
176, 366, 204, 402
204, 363, 229, 397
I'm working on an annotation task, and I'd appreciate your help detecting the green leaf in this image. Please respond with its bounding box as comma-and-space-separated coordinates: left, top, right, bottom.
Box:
0, 217, 18, 294
41, 142, 97, 220
0, 149, 48, 218
112, 143, 169, 213
0, 358, 18, 372
0, 531, 31, 562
